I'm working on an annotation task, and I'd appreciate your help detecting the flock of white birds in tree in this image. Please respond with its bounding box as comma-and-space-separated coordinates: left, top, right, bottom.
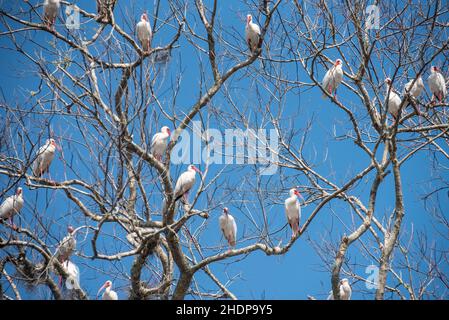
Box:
321, 61, 446, 119
1, 0, 447, 300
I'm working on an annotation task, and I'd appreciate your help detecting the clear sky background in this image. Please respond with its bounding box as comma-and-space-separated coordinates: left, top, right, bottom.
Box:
0, 0, 448, 300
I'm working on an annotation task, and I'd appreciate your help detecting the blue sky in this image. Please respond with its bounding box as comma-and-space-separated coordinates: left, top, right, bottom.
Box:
0, 0, 448, 300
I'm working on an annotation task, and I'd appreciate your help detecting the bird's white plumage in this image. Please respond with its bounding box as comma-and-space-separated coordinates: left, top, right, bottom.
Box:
55, 229, 76, 263
327, 278, 352, 300
385, 79, 402, 117
428, 67, 446, 102
32, 139, 57, 177
103, 288, 118, 300
63, 261, 80, 290
285, 188, 301, 237
322, 60, 343, 98
403, 76, 425, 98
136, 14, 152, 52
98, 281, 118, 300
219, 209, 237, 247
0, 188, 24, 221
43, 0, 60, 26
151, 126, 170, 159
245, 15, 261, 53
174, 165, 199, 202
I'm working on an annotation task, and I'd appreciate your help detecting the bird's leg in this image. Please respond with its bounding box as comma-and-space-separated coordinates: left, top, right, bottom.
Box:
9, 216, 17, 231
47, 171, 56, 186
147, 40, 150, 52
333, 90, 339, 102
392, 113, 398, 123
183, 192, 188, 203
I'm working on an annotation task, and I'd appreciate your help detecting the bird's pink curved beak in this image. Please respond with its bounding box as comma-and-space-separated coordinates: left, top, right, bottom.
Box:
193, 166, 202, 175
294, 189, 304, 200
52, 140, 62, 151
97, 283, 108, 298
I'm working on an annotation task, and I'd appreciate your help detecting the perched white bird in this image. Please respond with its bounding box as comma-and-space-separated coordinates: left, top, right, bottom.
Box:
285, 188, 302, 238
245, 14, 261, 53
136, 13, 152, 52
403, 76, 425, 99
43, 0, 60, 29
97, 280, 118, 300
32, 138, 58, 178
219, 207, 237, 248
55, 226, 76, 263
384, 78, 402, 118
322, 59, 343, 99
0, 187, 24, 229
62, 260, 80, 290
428, 66, 446, 103
174, 165, 201, 203
327, 278, 352, 300
151, 126, 171, 161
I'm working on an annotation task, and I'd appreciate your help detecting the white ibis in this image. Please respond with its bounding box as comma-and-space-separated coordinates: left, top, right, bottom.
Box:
327, 278, 352, 300
32, 138, 58, 178
384, 78, 402, 119
0, 187, 24, 230
323, 59, 343, 99
285, 188, 302, 238
173, 165, 201, 203
97, 280, 118, 300
150, 126, 171, 161
428, 66, 446, 103
62, 260, 80, 290
136, 13, 152, 52
219, 207, 237, 248
43, 0, 60, 29
322, 59, 343, 100
245, 14, 261, 53
55, 226, 76, 263
403, 76, 425, 99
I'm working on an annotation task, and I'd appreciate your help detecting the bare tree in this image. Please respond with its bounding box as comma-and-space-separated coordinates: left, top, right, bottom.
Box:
0, 0, 448, 300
